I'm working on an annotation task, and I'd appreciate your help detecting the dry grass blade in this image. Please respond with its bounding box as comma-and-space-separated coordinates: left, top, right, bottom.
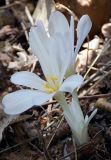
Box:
25, 6, 34, 25
84, 39, 111, 79
85, 70, 111, 95
46, 116, 64, 149
80, 59, 111, 92
0, 1, 21, 10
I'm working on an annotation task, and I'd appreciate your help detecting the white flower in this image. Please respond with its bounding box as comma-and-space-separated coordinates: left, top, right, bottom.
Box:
2, 11, 85, 115
34, 11, 92, 77
67, 14, 92, 76
64, 92, 97, 145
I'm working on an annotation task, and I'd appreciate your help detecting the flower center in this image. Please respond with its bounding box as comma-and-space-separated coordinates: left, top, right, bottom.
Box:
43, 76, 60, 93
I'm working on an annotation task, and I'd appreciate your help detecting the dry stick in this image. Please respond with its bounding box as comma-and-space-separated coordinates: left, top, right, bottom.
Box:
43, 92, 111, 107
80, 59, 111, 91
84, 51, 101, 80
30, 60, 37, 72
0, 136, 39, 154
28, 142, 44, 156
21, 6, 33, 41
46, 116, 64, 149
84, 39, 111, 80
37, 124, 52, 160
25, 6, 34, 25
59, 150, 75, 160
87, 66, 108, 74
10, 90, 109, 125
79, 93, 111, 100
0, 1, 21, 10
25, 6, 37, 73
72, 138, 78, 160
55, 3, 75, 17
21, 22, 29, 41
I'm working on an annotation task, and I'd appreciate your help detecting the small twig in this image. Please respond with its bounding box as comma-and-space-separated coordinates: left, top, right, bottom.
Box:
30, 60, 37, 72
0, 136, 39, 154
78, 93, 111, 100
85, 70, 111, 95
72, 138, 78, 160
55, 3, 75, 17
84, 51, 101, 80
25, 6, 34, 25
21, 22, 29, 41
92, 128, 104, 139
81, 59, 111, 90
0, 1, 21, 10
36, 123, 52, 160
87, 66, 108, 74
84, 39, 110, 79
46, 116, 64, 149
59, 151, 75, 160
42, 93, 111, 107
29, 142, 43, 156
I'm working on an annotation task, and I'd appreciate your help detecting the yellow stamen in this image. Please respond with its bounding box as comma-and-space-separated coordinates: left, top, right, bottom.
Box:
47, 76, 58, 81
43, 75, 60, 93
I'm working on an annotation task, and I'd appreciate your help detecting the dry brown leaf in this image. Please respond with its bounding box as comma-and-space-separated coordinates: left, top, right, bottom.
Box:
83, 37, 100, 50
0, 52, 11, 62
0, 25, 18, 41
101, 23, 111, 38
8, 47, 37, 70
76, 49, 97, 74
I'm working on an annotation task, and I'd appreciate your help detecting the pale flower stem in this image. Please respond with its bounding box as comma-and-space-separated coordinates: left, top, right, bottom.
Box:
54, 93, 69, 111
72, 89, 79, 104
55, 92, 89, 146
70, 90, 89, 145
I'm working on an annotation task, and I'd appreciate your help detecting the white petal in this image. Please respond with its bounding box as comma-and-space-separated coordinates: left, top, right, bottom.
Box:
29, 23, 62, 80
11, 71, 45, 91
83, 109, 97, 136
59, 32, 73, 80
71, 91, 84, 123
59, 75, 84, 93
84, 115, 89, 123
45, 36, 61, 80
85, 109, 97, 126
65, 16, 75, 78
47, 33, 71, 82
70, 98, 84, 123
70, 16, 74, 56
48, 11, 69, 36
29, 24, 53, 77
2, 90, 54, 115
74, 15, 92, 55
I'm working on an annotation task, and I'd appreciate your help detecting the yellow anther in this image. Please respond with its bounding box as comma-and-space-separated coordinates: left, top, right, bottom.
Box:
47, 76, 58, 82
43, 76, 60, 94
43, 82, 55, 93
51, 76, 58, 81
43, 75, 60, 93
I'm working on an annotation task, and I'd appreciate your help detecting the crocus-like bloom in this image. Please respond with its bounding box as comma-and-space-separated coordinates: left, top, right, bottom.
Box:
62, 12, 92, 76
2, 11, 85, 115
64, 92, 97, 145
